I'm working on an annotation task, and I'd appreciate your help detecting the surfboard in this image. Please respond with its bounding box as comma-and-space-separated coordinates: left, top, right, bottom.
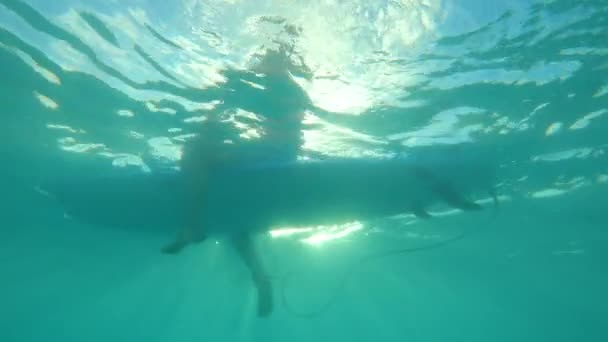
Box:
39, 157, 493, 234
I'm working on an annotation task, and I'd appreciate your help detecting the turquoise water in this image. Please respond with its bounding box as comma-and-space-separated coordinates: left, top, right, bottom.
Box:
2, 0, 607, 341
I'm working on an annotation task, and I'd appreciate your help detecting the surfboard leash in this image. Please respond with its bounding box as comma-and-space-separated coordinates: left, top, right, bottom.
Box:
279, 199, 500, 318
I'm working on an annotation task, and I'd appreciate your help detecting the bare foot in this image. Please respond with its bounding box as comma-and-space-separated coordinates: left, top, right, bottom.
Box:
161, 231, 207, 254
161, 239, 188, 254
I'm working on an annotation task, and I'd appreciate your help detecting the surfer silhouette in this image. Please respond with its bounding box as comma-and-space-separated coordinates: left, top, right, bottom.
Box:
161, 45, 311, 317
157, 41, 491, 318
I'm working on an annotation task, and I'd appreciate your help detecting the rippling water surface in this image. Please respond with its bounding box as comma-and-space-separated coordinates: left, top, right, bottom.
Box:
1, 0, 607, 341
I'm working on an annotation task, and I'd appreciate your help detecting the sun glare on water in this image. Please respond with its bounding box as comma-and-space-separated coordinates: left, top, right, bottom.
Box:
269, 221, 364, 246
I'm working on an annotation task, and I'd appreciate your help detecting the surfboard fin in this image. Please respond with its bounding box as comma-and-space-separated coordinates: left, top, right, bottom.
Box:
435, 185, 483, 212
411, 204, 432, 219
411, 166, 482, 212
454, 198, 482, 211
489, 188, 499, 208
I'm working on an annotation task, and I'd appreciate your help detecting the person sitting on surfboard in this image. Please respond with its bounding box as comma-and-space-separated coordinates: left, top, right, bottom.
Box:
161, 46, 312, 318
157, 44, 494, 318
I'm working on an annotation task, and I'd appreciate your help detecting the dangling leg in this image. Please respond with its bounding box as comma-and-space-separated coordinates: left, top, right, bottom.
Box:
232, 233, 273, 317
162, 137, 209, 254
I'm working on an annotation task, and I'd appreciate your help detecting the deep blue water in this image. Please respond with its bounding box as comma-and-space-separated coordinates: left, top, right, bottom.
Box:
1, 0, 607, 341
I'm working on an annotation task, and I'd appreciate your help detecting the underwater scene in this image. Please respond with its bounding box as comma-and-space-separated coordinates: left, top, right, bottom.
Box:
1, 0, 607, 341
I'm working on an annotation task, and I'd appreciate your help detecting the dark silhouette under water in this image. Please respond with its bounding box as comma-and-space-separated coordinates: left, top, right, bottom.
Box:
38, 47, 497, 318
159, 118, 491, 318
